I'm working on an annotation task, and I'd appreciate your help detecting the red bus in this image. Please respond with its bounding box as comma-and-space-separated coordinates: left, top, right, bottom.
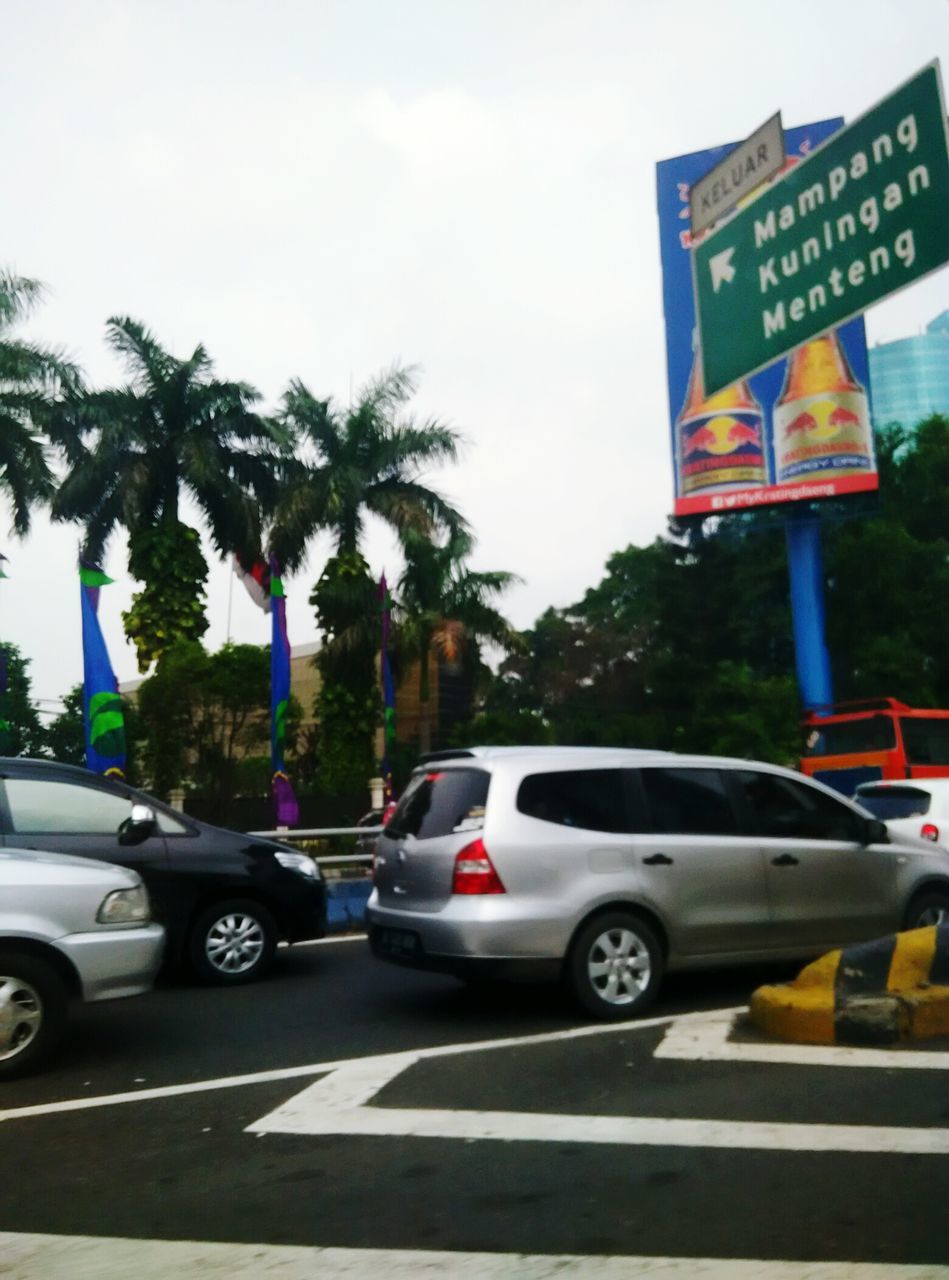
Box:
801, 698, 949, 795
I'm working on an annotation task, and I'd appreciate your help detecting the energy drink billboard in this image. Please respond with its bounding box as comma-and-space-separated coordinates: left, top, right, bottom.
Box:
657, 121, 879, 517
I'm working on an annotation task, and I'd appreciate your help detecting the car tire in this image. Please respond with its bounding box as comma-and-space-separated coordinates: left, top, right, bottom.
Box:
903, 889, 949, 931
189, 899, 277, 985
0, 950, 69, 1080
566, 911, 664, 1021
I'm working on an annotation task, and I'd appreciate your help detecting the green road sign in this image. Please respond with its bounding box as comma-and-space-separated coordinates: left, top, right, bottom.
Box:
693, 62, 949, 394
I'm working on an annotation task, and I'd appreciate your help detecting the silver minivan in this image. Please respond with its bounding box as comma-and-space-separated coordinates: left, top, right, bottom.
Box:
367, 747, 949, 1018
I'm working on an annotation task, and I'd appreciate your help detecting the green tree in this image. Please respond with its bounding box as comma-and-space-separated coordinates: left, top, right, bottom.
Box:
269, 365, 464, 570
824, 416, 949, 706
0, 643, 45, 756
396, 526, 521, 753
309, 552, 379, 798
50, 318, 287, 670
42, 683, 85, 765
0, 270, 79, 535
268, 365, 467, 798
137, 641, 298, 820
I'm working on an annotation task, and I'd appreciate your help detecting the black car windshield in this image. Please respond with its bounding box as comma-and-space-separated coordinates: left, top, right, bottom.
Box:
856, 786, 932, 820
386, 768, 490, 840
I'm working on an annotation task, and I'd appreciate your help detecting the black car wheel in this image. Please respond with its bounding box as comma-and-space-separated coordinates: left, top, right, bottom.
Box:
0, 950, 68, 1080
189, 899, 277, 984
903, 889, 949, 931
567, 911, 664, 1021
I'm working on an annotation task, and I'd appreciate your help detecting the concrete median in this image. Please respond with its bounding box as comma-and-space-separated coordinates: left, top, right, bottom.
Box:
749, 924, 949, 1046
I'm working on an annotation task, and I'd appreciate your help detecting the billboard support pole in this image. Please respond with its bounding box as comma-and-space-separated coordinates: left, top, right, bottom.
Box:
785, 511, 833, 712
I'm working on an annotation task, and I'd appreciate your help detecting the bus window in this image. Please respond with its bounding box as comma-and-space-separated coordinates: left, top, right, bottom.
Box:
803, 715, 896, 757
900, 718, 949, 767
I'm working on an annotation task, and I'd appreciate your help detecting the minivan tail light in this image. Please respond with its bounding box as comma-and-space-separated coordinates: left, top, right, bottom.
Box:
451, 838, 505, 895
921, 823, 940, 842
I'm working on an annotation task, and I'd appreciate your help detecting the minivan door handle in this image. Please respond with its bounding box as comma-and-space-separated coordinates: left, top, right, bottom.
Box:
643, 853, 674, 866
771, 853, 800, 867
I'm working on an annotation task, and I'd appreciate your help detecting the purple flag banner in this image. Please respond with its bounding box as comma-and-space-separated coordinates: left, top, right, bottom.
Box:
270, 560, 299, 827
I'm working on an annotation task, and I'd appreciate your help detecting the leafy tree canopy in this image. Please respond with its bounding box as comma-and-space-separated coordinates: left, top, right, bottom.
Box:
0, 270, 80, 536
0, 643, 46, 757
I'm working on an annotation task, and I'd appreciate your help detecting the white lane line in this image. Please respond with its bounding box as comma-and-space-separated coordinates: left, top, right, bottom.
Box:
0, 1007, 735, 1125
247, 1052, 949, 1154
656, 1009, 949, 1069
3, 1233, 946, 1279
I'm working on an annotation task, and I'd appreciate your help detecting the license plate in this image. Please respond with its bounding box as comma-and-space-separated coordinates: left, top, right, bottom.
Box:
379, 927, 421, 957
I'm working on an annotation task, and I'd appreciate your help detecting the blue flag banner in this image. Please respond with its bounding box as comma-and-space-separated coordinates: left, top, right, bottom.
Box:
79, 562, 126, 777
270, 560, 299, 827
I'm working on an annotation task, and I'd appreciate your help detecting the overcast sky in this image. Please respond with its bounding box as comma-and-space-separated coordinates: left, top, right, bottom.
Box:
3, 0, 948, 715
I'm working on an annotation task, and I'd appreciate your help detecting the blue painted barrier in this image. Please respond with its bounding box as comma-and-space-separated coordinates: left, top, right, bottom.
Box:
326, 878, 372, 932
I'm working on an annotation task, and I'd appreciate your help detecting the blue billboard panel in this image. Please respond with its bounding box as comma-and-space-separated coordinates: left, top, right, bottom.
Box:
657, 121, 878, 517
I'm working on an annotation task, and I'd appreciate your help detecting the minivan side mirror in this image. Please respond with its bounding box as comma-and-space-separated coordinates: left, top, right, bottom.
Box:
119, 803, 156, 845
863, 817, 889, 845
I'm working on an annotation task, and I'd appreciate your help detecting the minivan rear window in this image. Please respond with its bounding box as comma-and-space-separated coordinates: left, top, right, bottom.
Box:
386, 768, 490, 840
856, 786, 932, 821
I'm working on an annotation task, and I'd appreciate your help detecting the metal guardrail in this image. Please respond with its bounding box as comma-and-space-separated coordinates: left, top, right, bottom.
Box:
250, 826, 384, 838
248, 825, 382, 867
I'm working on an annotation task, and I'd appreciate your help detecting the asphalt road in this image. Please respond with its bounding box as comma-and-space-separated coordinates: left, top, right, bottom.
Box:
2, 938, 948, 1277
1, 935, 803, 1109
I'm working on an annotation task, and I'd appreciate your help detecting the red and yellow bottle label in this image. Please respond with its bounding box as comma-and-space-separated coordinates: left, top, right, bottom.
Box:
678, 408, 767, 495
773, 389, 873, 483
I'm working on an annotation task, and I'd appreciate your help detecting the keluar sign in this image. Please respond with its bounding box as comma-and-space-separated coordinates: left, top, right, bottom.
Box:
657, 121, 876, 518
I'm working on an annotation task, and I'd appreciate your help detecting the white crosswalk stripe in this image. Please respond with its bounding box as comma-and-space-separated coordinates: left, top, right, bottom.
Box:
3, 1234, 948, 1279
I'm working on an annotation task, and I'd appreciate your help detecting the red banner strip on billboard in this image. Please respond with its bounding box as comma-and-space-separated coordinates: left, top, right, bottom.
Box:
673, 471, 879, 517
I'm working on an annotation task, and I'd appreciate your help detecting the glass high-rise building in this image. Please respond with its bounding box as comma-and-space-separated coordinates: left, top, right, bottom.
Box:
868, 311, 949, 429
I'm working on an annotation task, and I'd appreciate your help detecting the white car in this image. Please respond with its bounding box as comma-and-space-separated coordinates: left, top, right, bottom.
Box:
854, 779, 949, 847
0, 848, 165, 1079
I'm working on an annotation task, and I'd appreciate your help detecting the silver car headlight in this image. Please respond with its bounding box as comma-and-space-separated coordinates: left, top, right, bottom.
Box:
97, 885, 151, 925
274, 850, 320, 879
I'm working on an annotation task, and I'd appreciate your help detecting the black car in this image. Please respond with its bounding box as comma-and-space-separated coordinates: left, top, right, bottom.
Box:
0, 758, 326, 984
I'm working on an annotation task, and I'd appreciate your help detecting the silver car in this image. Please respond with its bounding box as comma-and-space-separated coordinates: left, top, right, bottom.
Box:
367, 747, 949, 1019
0, 848, 165, 1077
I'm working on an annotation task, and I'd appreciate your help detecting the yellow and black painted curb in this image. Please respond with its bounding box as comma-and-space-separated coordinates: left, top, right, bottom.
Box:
749, 924, 949, 1046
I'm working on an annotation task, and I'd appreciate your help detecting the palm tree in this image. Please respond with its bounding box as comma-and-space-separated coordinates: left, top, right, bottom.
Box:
397, 526, 522, 753
266, 363, 467, 793
50, 317, 287, 669
268, 364, 465, 571
0, 270, 79, 535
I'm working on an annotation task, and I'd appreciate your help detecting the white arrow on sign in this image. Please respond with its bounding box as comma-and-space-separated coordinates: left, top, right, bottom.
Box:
709, 246, 736, 293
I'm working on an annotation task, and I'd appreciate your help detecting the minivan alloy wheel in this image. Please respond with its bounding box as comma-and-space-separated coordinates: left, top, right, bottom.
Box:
587, 927, 651, 1005
568, 910, 664, 1021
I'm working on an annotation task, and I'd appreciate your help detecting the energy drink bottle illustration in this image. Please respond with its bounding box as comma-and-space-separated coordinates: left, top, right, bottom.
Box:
772, 330, 875, 484
676, 346, 767, 498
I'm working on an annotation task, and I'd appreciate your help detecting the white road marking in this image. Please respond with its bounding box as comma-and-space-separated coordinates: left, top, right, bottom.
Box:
281, 933, 366, 947
0, 1007, 734, 1125
247, 1046, 949, 1153
656, 1009, 949, 1069
2, 1233, 946, 1279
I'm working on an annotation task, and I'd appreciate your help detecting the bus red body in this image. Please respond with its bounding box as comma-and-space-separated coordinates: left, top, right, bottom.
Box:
801, 698, 949, 796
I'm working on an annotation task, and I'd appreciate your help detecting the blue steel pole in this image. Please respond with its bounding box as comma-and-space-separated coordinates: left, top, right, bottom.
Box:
785, 513, 834, 713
